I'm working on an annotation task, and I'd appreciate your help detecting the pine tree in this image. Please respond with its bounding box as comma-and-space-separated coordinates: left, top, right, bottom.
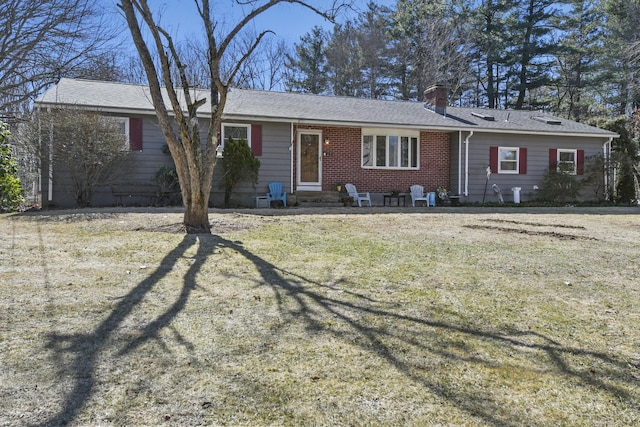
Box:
284, 26, 329, 94
469, 0, 511, 108
551, 0, 606, 121
356, 2, 394, 99
326, 21, 365, 97
504, 0, 555, 110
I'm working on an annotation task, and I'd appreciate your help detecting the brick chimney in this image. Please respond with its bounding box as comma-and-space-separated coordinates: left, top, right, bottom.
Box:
424, 84, 447, 115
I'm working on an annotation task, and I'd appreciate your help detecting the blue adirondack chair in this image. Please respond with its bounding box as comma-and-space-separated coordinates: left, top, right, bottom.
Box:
267, 182, 287, 207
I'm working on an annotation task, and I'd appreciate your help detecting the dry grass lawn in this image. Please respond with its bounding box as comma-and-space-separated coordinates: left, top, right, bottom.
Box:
1, 206, 639, 426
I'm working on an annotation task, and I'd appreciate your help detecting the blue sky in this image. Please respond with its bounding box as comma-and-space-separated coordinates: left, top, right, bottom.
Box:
148, 0, 397, 44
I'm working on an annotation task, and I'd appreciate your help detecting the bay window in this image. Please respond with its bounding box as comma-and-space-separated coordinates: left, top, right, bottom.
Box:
362, 130, 419, 169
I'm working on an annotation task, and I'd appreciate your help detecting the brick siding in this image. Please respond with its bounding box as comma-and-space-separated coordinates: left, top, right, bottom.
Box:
294, 125, 450, 193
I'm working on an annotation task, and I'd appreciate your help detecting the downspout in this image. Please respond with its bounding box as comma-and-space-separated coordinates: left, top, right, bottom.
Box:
45, 106, 53, 203
457, 131, 462, 195
290, 122, 295, 194
604, 137, 613, 200
48, 121, 53, 202
464, 131, 474, 197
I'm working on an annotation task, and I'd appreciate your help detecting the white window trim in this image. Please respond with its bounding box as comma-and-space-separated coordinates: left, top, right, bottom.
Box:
361, 129, 420, 170
222, 123, 251, 147
557, 149, 577, 175
498, 146, 519, 174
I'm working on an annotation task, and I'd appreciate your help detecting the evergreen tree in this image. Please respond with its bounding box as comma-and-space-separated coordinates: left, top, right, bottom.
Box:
356, 1, 394, 99
504, 0, 556, 110
469, 0, 511, 108
284, 26, 329, 94
326, 21, 365, 97
219, 137, 260, 208
602, 0, 640, 116
551, 0, 606, 121
0, 122, 23, 212
390, 0, 473, 101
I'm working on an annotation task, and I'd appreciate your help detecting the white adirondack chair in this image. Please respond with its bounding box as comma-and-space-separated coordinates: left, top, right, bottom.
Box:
345, 183, 371, 207
410, 185, 431, 207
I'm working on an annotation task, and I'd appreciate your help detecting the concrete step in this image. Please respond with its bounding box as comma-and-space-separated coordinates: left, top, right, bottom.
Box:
295, 191, 349, 207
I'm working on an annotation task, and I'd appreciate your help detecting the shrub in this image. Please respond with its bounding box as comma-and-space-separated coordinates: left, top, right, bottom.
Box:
219, 138, 260, 207
536, 165, 583, 203
0, 123, 24, 212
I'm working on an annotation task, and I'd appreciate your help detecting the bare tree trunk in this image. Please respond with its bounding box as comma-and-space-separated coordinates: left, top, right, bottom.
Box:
119, 0, 342, 233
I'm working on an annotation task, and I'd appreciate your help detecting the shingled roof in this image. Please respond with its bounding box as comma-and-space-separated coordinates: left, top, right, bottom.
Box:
37, 78, 617, 138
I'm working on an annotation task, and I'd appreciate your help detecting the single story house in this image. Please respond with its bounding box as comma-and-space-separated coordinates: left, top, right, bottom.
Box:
36, 78, 618, 207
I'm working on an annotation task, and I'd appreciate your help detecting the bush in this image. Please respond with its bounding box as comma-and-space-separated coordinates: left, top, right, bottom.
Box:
0, 123, 23, 212
536, 166, 583, 203
219, 138, 260, 207
154, 164, 182, 206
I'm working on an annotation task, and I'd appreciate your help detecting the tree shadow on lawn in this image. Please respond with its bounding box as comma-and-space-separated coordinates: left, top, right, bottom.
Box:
39, 233, 638, 426
219, 236, 638, 426
41, 233, 213, 426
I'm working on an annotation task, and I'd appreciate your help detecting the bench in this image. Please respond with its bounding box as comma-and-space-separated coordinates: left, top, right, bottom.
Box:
111, 183, 160, 206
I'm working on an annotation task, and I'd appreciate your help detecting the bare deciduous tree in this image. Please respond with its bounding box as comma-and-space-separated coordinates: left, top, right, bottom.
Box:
17, 109, 133, 207
119, 0, 347, 233
0, 0, 115, 118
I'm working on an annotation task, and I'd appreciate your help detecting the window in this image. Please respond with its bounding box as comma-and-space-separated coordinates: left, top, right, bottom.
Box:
109, 116, 143, 151
490, 146, 527, 174
362, 130, 419, 169
222, 123, 251, 147
557, 149, 577, 174
498, 147, 519, 173
110, 117, 129, 138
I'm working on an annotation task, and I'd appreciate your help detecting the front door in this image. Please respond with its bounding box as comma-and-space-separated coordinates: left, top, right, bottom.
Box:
297, 131, 322, 191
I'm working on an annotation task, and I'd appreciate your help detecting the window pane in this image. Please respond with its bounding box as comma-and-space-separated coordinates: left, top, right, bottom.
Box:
376, 135, 386, 167
224, 126, 248, 141
559, 151, 574, 162
401, 137, 409, 167
389, 136, 398, 167
499, 149, 517, 161
362, 135, 373, 166
501, 161, 517, 171
108, 117, 128, 136
410, 137, 418, 168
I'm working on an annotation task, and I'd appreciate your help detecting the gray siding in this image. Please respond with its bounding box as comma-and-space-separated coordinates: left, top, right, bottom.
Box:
211, 121, 292, 207
450, 132, 609, 203
51, 116, 294, 208
89, 116, 173, 206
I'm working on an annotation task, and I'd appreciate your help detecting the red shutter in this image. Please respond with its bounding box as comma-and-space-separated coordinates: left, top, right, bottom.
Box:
489, 146, 498, 173
129, 117, 143, 151
577, 149, 585, 175
549, 148, 557, 170
251, 124, 262, 157
519, 147, 527, 174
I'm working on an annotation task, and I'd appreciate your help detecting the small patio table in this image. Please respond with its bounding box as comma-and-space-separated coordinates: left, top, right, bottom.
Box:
383, 193, 406, 206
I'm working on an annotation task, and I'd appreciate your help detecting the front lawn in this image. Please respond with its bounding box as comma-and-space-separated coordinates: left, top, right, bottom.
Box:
1, 207, 638, 426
